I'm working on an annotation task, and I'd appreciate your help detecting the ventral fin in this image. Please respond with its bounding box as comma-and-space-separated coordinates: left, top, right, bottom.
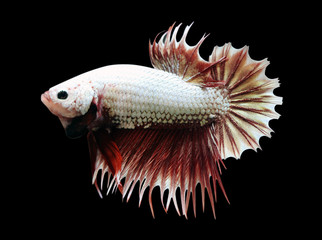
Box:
87, 129, 123, 195
149, 22, 227, 87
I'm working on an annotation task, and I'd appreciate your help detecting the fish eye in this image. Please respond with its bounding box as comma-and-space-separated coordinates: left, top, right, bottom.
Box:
57, 90, 68, 100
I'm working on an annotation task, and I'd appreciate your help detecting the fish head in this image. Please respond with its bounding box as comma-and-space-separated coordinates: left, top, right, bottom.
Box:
41, 79, 97, 138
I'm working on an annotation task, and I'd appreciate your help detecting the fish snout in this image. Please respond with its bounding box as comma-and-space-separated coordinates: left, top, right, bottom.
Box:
41, 91, 51, 106
41, 90, 57, 116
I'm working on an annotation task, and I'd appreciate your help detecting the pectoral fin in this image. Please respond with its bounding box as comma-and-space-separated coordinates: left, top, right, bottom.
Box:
59, 104, 97, 139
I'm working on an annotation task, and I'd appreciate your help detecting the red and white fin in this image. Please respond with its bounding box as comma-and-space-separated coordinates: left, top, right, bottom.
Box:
89, 127, 228, 218
210, 44, 282, 159
150, 23, 282, 159
112, 127, 229, 218
149, 23, 227, 87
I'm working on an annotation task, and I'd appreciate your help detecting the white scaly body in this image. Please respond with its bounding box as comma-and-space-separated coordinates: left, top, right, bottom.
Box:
78, 64, 229, 129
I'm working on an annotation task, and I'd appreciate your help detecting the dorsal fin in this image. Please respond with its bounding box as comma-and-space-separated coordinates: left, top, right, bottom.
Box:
149, 23, 227, 87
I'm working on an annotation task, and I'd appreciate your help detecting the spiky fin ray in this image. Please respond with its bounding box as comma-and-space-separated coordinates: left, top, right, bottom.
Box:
149, 23, 227, 87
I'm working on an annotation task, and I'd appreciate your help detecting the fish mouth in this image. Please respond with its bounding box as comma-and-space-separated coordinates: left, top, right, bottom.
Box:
41, 91, 51, 105
41, 91, 51, 102
41, 91, 61, 117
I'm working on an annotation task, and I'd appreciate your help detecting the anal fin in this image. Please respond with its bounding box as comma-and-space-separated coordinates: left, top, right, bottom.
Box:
111, 126, 228, 218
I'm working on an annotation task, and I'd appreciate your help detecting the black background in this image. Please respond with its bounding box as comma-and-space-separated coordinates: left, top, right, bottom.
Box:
12, 1, 313, 238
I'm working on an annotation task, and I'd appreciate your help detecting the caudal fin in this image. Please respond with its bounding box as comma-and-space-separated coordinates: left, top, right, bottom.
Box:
211, 44, 282, 159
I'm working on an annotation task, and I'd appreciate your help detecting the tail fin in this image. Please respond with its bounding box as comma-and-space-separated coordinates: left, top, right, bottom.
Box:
149, 23, 282, 160
211, 44, 282, 159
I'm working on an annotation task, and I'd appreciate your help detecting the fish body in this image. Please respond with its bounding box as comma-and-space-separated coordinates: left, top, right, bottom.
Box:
67, 64, 228, 129
41, 23, 282, 218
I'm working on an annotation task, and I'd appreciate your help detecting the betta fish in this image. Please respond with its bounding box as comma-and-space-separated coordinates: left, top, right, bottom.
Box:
41, 23, 282, 218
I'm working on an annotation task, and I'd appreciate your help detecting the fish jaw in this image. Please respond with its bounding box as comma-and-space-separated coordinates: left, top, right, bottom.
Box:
41, 91, 55, 114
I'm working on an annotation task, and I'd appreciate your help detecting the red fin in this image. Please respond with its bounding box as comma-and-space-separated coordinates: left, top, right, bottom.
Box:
111, 125, 229, 218
149, 23, 227, 87
87, 130, 123, 195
